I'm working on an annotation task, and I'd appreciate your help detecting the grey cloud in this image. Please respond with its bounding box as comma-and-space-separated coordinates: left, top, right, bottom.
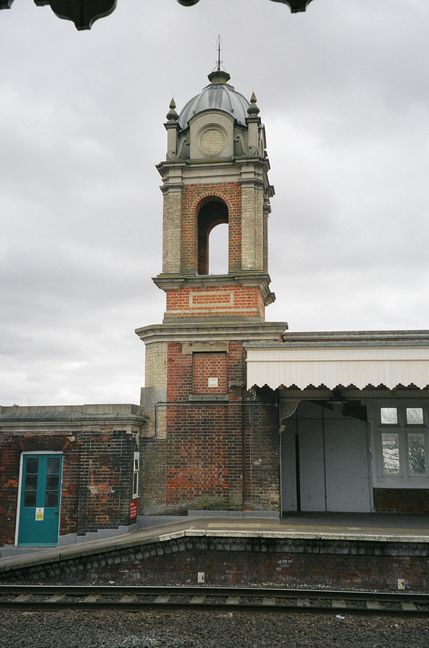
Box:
1, 0, 429, 405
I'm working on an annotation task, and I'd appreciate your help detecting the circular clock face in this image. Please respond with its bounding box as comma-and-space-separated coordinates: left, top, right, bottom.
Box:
200, 128, 226, 156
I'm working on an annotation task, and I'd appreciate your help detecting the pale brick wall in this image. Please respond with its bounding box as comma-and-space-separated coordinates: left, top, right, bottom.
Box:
241, 183, 264, 271
144, 342, 167, 388
162, 188, 182, 273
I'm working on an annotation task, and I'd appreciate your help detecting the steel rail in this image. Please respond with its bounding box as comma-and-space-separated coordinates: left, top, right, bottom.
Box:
1, 584, 429, 614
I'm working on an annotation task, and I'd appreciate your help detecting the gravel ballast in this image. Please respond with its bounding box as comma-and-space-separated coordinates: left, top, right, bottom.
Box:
1, 609, 429, 647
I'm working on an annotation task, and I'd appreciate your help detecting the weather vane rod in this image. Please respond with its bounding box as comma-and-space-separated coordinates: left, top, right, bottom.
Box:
216, 34, 222, 71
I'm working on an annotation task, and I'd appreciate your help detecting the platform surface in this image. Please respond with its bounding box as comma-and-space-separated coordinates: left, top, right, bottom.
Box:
1, 512, 428, 573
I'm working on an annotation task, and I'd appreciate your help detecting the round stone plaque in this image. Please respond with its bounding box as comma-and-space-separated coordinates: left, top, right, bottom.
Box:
200, 128, 226, 156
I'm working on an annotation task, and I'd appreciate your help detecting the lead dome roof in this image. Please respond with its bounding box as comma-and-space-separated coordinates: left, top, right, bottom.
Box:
178, 70, 251, 131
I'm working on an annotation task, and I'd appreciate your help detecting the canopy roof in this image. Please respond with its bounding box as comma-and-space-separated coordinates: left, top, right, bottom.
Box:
246, 331, 429, 391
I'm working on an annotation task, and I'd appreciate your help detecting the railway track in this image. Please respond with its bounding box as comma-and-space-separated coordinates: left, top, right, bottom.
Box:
0, 585, 428, 614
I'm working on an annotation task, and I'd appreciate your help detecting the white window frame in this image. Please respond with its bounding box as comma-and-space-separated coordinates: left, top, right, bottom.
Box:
132, 451, 140, 498
370, 402, 429, 489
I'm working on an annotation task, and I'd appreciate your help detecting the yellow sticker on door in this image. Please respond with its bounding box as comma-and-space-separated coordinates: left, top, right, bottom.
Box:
35, 507, 44, 521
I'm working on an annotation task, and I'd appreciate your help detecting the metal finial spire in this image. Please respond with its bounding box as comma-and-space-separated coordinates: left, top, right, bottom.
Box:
208, 35, 230, 84
216, 34, 222, 71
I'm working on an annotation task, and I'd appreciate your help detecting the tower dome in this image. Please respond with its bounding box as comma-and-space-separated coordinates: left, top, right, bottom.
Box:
178, 69, 251, 130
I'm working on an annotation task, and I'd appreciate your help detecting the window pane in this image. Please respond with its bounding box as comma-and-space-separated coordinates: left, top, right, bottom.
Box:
25, 474, 38, 492
24, 492, 36, 507
45, 491, 59, 507
408, 433, 426, 475
381, 408, 398, 425
406, 408, 424, 425
133, 472, 138, 495
24, 467, 39, 507
26, 458, 39, 474
382, 432, 400, 475
46, 475, 59, 490
47, 458, 61, 474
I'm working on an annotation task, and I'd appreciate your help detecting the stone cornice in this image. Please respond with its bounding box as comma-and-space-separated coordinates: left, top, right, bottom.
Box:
135, 320, 288, 344
0, 404, 146, 428
157, 157, 269, 174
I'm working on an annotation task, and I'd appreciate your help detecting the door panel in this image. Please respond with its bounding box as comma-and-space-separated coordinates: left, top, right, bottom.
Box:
299, 421, 326, 512
282, 404, 372, 513
18, 454, 63, 546
325, 420, 371, 512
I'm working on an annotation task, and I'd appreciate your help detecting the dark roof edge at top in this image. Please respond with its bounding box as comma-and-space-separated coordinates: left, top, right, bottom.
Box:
245, 330, 429, 348
1, 2, 314, 30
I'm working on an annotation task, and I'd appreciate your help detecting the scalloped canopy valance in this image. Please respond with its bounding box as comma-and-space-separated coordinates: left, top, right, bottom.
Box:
0, 0, 313, 30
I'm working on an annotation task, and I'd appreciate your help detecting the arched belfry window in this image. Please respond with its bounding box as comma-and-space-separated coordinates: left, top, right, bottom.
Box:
197, 199, 229, 275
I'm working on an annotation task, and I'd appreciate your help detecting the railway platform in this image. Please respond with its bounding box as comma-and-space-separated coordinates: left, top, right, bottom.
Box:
1, 513, 428, 591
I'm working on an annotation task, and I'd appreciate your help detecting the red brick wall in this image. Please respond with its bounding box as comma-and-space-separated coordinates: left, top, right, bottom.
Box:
144, 342, 281, 514
0, 438, 21, 546
75, 429, 137, 534
0, 428, 137, 546
165, 403, 243, 509
0, 434, 78, 545
242, 392, 280, 511
164, 341, 245, 510
374, 489, 429, 514
193, 352, 227, 394
9, 538, 429, 593
165, 285, 265, 320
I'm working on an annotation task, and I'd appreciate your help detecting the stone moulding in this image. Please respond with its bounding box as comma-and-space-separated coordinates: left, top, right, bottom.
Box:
1, 1, 313, 29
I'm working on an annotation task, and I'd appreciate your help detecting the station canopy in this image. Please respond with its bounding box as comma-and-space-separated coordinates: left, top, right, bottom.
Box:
245, 332, 429, 391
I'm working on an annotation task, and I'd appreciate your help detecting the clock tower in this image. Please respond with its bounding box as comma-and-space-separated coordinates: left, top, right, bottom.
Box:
137, 67, 287, 514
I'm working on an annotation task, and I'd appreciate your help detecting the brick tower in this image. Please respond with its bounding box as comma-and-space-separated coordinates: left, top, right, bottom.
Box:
137, 67, 287, 514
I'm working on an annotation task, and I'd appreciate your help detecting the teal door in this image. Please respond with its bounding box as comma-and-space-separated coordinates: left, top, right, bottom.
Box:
18, 454, 63, 546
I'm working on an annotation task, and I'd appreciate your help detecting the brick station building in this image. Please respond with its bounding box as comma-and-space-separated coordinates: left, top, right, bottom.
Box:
137, 68, 429, 518
1, 67, 429, 552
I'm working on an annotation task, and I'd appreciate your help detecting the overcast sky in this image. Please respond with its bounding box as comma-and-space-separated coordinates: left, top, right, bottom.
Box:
1, 0, 429, 406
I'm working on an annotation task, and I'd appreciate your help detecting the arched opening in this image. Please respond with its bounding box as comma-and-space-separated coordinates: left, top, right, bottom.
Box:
197, 199, 229, 275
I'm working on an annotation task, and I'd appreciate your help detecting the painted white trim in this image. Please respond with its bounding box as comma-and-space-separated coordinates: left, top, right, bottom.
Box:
133, 451, 140, 498
15, 451, 63, 547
